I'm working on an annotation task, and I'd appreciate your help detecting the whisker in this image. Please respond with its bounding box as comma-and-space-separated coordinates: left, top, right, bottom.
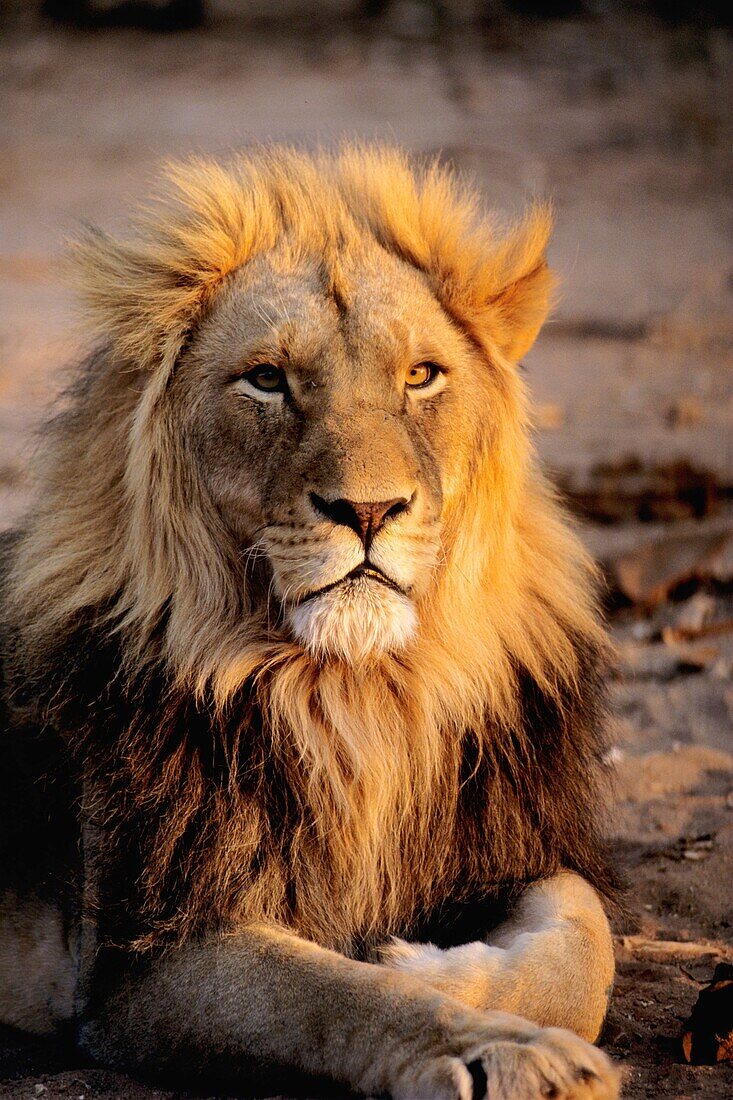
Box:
249, 287, 278, 331
240, 541, 266, 579
437, 533, 473, 592
274, 282, 292, 327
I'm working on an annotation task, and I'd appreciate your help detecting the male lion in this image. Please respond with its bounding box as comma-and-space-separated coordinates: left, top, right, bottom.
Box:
0, 146, 620, 1099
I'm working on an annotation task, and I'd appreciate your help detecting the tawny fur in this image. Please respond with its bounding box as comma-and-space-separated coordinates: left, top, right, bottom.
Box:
4, 145, 613, 957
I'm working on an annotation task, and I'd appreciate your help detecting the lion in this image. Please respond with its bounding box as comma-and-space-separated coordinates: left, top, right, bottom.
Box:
0, 145, 620, 1099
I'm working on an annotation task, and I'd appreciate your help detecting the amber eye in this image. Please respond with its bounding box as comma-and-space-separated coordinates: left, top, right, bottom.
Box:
406, 362, 441, 389
243, 365, 287, 393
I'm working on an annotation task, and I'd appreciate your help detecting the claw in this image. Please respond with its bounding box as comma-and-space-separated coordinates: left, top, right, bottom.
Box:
466, 1059, 488, 1099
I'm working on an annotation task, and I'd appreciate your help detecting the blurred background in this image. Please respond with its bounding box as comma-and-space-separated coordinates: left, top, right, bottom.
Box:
0, 2, 732, 1098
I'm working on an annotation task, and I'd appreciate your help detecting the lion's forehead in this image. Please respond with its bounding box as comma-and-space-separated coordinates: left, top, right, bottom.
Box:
207, 250, 450, 375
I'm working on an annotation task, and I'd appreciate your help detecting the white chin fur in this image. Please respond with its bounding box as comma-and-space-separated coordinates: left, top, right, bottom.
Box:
287, 578, 417, 664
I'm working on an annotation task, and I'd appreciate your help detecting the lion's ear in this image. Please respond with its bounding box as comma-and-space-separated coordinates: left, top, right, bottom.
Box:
65, 159, 278, 371
477, 206, 555, 362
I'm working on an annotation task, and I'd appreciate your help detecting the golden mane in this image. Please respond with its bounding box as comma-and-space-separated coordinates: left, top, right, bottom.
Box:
5, 146, 612, 951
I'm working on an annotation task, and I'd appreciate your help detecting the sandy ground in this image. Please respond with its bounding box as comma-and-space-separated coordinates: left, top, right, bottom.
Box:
1, 7, 732, 1098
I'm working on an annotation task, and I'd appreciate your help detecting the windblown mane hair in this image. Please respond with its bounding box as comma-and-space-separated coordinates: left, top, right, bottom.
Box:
3, 146, 615, 952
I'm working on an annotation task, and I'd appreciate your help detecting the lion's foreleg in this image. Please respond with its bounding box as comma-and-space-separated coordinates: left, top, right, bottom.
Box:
78, 920, 619, 1098
380, 872, 615, 1043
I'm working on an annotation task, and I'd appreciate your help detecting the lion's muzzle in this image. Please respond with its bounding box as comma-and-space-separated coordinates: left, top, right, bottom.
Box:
287, 569, 418, 664
309, 493, 414, 553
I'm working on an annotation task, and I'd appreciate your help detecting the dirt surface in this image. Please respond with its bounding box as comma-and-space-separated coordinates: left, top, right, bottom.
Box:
1, 6, 732, 1098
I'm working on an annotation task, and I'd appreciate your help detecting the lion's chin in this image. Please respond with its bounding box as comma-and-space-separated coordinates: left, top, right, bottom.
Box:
287, 578, 417, 664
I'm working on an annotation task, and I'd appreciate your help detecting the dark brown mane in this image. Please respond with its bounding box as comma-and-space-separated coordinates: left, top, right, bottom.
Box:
4, 602, 616, 954
1, 147, 618, 958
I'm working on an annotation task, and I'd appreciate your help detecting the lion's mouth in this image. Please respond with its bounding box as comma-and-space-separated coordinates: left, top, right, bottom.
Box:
294, 564, 405, 607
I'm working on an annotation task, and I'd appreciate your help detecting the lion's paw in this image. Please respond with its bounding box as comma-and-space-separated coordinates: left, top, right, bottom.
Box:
392, 1026, 620, 1100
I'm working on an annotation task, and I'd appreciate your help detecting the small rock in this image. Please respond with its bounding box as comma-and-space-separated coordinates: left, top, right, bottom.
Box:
710, 536, 733, 583
614, 527, 733, 604
619, 641, 683, 679
630, 619, 656, 642
710, 657, 733, 680
673, 592, 717, 633
680, 834, 715, 861
661, 633, 720, 670
33, 1086, 48, 1098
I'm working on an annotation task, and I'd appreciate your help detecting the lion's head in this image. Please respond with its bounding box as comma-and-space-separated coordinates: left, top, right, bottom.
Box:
160, 187, 548, 667
13, 146, 588, 685
6, 146, 614, 947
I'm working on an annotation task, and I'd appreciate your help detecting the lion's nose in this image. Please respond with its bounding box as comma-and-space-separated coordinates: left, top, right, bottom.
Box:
309, 493, 411, 550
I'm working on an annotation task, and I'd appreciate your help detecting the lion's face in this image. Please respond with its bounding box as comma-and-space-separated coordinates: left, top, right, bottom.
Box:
179, 244, 493, 663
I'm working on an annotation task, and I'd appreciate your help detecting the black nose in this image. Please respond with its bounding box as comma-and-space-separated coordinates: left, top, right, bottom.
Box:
310, 493, 411, 549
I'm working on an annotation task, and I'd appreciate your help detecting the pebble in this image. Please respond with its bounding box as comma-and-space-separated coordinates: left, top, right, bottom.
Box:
630, 619, 656, 642
673, 591, 717, 632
